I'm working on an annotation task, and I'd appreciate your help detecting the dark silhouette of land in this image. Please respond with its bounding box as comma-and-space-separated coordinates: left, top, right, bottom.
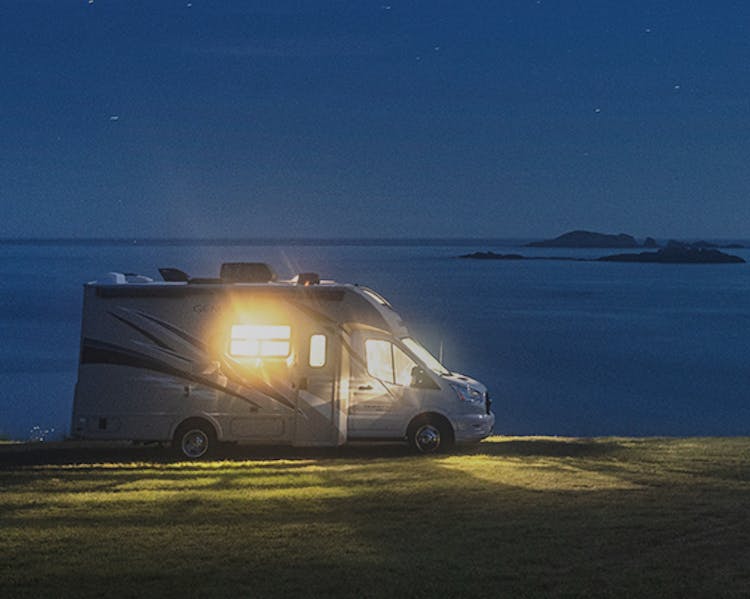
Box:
527, 230, 640, 248
526, 230, 745, 250
599, 245, 745, 264
461, 245, 746, 264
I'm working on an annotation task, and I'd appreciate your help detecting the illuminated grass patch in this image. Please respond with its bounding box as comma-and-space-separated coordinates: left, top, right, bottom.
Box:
2, 436, 750, 598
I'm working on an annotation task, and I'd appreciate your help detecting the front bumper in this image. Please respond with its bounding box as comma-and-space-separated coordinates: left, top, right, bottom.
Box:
453, 411, 495, 444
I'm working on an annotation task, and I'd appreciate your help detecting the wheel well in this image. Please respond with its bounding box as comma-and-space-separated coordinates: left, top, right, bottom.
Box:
407, 412, 455, 443
173, 417, 217, 442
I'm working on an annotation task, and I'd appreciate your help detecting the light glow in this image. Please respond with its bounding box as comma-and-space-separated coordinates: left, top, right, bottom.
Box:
365, 339, 392, 381
364, 338, 416, 385
230, 324, 291, 358
393, 345, 416, 386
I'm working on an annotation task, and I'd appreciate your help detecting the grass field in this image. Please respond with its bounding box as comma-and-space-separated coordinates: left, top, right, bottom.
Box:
2, 436, 750, 598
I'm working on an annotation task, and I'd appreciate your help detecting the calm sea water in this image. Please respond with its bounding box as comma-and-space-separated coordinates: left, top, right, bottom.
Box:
1, 241, 749, 440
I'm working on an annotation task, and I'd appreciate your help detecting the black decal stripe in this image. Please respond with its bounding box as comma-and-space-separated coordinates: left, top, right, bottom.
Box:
143, 344, 194, 364
81, 339, 262, 408
108, 311, 175, 351
219, 359, 297, 410
135, 310, 209, 352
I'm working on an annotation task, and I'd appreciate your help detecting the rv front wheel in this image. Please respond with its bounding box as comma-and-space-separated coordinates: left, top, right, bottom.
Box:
173, 420, 216, 460
408, 415, 454, 454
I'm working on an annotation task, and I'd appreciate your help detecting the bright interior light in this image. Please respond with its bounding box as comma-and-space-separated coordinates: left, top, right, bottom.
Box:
232, 325, 290, 339
393, 345, 416, 386
230, 339, 260, 356
309, 334, 326, 367
230, 324, 291, 358
365, 339, 394, 382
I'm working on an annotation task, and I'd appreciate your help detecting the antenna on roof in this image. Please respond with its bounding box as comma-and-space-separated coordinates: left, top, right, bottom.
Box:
293, 272, 321, 286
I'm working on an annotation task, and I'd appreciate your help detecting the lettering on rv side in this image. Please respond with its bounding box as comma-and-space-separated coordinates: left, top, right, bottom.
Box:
192, 304, 221, 313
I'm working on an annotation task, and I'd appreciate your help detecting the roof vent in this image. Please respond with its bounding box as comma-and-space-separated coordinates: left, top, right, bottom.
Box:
220, 262, 277, 283
159, 267, 190, 282
293, 272, 320, 286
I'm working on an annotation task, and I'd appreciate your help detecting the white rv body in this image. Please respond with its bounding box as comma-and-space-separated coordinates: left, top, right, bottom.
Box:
72, 265, 494, 455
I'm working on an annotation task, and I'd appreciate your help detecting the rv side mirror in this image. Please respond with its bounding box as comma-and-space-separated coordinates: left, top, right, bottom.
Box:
410, 366, 432, 389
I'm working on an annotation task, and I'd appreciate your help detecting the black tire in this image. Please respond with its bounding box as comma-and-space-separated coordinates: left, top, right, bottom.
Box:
407, 415, 454, 454
173, 419, 217, 460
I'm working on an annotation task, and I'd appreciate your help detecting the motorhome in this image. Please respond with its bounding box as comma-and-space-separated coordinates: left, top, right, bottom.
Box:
72, 263, 494, 458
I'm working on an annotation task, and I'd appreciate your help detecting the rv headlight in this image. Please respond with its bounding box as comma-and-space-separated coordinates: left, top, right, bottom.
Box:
449, 382, 484, 404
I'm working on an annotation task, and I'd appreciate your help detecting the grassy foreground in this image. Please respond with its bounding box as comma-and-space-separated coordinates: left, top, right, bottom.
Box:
2, 437, 750, 598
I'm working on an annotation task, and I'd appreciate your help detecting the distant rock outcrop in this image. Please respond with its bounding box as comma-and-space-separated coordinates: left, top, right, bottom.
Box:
666, 239, 745, 250
526, 231, 745, 251
460, 246, 745, 264
685, 240, 719, 248
527, 230, 639, 248
459, 251, 525, 260
598, 246, 745, 264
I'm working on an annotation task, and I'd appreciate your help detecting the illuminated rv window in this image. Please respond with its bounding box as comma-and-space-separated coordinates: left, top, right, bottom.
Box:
309, 334, 326, 367
393, 345, 416, 386
230, 325, 291, 358
365, 339, 416, 386
365, 339, 393, 381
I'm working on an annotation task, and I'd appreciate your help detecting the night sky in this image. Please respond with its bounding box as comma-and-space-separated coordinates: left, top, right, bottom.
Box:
2, 1, 749, 239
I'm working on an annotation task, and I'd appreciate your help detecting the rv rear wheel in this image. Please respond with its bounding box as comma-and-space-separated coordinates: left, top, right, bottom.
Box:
408, 416, 454, 454
173, 420, 216, 460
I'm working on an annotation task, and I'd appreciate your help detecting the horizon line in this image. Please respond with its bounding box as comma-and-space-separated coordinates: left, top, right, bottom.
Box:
0, 235, 747, 247
0, 237, 532, 247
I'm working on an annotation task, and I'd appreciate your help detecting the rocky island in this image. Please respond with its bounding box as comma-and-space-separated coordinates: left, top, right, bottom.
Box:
527, 230, 640, 248
598, 243, 746, 264
526, 230, 745, 250
461, 240, 746, 264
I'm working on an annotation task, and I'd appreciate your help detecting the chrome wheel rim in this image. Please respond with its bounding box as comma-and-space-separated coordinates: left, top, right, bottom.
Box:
415, 424, 441, 452
181, 429, 209, 458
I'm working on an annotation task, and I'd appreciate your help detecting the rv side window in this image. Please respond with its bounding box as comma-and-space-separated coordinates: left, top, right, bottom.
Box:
393, 346, 416, 386
365, 339, 393, 382
364, 339, 416, 386
230, 324, 291, 358
309, 334, 326, 368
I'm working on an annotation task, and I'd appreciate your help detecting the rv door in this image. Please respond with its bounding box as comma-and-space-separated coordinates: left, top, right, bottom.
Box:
348, 333, 416, 436
292, 330, 342, 446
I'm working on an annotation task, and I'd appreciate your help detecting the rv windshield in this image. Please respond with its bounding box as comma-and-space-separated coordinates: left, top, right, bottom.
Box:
401, 337, 450, 376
